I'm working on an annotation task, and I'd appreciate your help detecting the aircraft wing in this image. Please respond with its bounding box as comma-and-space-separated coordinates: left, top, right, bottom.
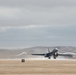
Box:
32, 54, 45, 56
58, 53, 73, 57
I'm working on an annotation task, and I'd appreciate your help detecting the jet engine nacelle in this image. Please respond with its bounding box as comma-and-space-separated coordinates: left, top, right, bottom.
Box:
53, 52, 58, 59
55, 52, 58, 57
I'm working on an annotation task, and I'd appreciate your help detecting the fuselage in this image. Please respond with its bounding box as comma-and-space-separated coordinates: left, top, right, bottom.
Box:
45, 49, 58, 57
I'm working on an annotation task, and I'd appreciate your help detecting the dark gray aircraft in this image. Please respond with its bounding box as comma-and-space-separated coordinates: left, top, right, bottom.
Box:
32, 48, 75, 59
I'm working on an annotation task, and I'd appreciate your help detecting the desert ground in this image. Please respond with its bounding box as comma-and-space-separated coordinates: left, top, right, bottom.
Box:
0, 59, 76, 75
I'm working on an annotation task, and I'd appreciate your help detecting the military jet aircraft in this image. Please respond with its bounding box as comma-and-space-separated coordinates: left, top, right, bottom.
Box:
32, 48, 75, 59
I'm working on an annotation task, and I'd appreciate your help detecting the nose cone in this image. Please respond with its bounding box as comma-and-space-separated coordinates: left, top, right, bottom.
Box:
53, 48, 58, 52
55, 48, 58, 50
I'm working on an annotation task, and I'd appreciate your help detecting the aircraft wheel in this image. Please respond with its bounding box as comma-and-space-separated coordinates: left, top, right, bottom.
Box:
48, 56, 51, 59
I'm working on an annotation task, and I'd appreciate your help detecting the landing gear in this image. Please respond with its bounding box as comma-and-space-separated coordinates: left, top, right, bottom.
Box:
48, 56, 51, 59
53, 55, 56, 59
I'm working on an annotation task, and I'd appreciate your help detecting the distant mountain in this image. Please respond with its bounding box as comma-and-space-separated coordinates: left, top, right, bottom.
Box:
21, 46, 76, 54
0, 46, 76, 59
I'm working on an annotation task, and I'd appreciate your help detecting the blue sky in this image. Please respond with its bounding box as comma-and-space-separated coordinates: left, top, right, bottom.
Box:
0, 25, 76, 48
0, 0, 76, 48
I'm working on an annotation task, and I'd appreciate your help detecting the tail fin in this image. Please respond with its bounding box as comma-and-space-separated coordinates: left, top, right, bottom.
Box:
48, 48, 50, 53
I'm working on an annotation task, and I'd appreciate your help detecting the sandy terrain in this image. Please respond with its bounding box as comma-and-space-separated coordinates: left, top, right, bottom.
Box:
0, 59, 76, 75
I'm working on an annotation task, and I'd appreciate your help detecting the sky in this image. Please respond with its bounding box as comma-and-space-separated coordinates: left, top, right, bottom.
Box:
0, 0, 76, 49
